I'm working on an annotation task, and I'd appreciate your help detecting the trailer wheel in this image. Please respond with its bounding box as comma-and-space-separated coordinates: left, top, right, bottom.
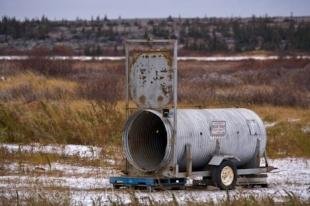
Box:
212, 160, 237, 190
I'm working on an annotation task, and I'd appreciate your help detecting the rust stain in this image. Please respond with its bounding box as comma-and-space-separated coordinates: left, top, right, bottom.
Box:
129, 50, 172, 68
168, 74, 173, 80
161, 85, 169, 96
139, 95, 146, 104
161, 85, 172, 96
157, 95, 163, 102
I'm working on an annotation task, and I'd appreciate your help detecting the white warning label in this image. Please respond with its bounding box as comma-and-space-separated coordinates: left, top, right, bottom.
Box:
211, 121, 226, 136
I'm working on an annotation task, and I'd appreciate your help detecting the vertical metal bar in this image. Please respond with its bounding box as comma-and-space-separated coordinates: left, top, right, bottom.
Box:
172, 40, 178, 175
125, 41, 129, 119
263, 151, 269, 168
124, 41, 129, 173
186, 144, 192, 177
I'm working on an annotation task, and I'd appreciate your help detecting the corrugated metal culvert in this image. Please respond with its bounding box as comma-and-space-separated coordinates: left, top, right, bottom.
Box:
123, 108, 267, 173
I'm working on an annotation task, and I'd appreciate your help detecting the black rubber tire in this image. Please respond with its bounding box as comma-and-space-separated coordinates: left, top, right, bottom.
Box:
211, 160, 237, 190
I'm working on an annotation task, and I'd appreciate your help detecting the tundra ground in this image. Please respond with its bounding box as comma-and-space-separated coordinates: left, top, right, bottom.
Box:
0, 58, 309, 205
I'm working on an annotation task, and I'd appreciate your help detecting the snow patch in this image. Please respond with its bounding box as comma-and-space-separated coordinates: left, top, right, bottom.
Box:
0, 143, 309, 204
1, 55, 310, 62
302, 126, 310, 133
0, 143, 103, 159
264, 121, 278, 128
287, 118, 300, 123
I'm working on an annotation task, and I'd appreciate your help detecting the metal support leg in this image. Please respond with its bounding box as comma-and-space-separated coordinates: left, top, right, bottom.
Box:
186, 144, 192, 177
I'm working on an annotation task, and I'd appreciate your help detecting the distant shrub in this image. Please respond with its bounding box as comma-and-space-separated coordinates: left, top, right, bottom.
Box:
79, 78, 123, 102
52, 45, 74, 56
20, 46, 74, 76
75, 64, 124, 102
213, 85, 308, 108
0, 61, 20, 76
178, 60, 310, 107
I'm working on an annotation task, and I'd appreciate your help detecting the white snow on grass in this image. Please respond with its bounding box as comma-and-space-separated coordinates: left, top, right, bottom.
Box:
1, 162, 119, 176
0, 143, 309, 205
287, 118, 301, 123
0, 157, 309, 204
264, 121, 278, 128
1, 55, 310, 61
268, 158, 310, 186
0, 143, 103, 159
302, 126, 310, 133
0, 175, 112, 190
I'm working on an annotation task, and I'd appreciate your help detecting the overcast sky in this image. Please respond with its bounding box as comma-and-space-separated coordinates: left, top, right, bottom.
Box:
1, 0, 310, 20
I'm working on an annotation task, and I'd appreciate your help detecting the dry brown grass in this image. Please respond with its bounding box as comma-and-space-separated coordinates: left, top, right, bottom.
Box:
0, 58, 309, 158
178, 59, 310, 107
0, 146, 122, 174
252, 105, 310, 157
0, 101, 124, 146
0, 72, 78, 102
0, 191, 308, 206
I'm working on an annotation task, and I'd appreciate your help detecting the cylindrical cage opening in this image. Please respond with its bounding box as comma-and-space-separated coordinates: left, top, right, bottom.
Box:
125, 111, 168, 171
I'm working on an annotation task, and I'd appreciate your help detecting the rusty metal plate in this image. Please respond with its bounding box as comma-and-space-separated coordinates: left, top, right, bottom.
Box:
129, 51, 173, 108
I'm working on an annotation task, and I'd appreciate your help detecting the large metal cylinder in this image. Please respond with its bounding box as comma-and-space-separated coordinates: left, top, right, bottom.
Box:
123, 108, 267, 173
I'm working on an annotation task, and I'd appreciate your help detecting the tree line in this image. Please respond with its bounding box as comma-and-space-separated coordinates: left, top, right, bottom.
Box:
0, 15, 309, 54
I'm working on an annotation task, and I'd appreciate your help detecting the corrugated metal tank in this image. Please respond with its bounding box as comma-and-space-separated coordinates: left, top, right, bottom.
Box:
123, 108, 267, 172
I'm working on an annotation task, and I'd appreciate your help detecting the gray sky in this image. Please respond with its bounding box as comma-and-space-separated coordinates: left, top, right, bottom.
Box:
1, 0, 310, 20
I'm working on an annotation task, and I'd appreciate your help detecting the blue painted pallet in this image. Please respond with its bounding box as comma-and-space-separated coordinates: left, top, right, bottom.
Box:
110, 176, 186, 188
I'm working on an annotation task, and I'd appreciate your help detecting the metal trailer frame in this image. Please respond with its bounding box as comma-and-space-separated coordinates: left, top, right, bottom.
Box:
181, 158, 271, 188
110, 177, 186, 191
112, 39, 274, 190
175, 138, 273, 187
110, 153, 273, 190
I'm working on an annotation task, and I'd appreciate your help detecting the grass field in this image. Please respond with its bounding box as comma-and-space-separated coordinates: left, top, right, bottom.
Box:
0, 57, 309, 205
1, 193, 308, 206
0, 58, 309, 157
